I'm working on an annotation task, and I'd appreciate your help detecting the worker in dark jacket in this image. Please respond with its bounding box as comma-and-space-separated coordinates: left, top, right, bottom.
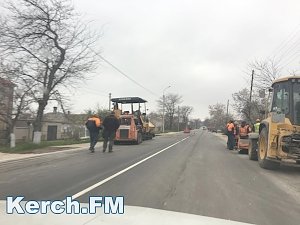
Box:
102, 111, 120, 152
85, 114, 101, 152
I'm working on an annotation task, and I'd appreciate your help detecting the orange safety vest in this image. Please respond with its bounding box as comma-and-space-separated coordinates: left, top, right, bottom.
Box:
239, 125, 249, 137
227, 123, 234, 132
87, 117, 101, 127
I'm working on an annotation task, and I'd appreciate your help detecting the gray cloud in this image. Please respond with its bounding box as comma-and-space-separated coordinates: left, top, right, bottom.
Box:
62, 0, 300, 119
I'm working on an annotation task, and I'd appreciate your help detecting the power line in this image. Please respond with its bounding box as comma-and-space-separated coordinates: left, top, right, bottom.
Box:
276, 38, 300, 65
90, 49, 159, 97
239, 68, 252, 86
269, 23, 300, 59
279, 52, 300, 70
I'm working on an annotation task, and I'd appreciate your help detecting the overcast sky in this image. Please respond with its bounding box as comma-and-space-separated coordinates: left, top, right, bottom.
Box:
61, 0, 300, 119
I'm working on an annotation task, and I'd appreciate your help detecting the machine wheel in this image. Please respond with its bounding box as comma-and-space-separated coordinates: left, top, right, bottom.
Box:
248, 138, 258, 160
258, 128, 280, 170
135, 133, 143, 145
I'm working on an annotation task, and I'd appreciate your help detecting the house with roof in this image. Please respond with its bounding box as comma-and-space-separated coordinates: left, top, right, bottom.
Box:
41, 107, 89, 141
14, 107, 90, 142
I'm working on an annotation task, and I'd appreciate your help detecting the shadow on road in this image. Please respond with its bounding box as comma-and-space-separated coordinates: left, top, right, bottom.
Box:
279, 165, 300, 173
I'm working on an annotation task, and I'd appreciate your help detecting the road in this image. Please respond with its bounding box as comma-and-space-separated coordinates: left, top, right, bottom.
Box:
0, 130, 300, 224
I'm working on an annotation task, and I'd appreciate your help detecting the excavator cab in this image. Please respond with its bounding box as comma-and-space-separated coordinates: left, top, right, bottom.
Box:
111, 97, 155, 144
248, 76, 300, 169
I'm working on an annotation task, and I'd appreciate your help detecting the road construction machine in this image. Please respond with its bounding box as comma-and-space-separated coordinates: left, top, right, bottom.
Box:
111, 97, 155, 144
248, 75, 300, 169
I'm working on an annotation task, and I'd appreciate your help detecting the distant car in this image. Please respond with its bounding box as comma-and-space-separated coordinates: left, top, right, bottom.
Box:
201, 126, 207, 130
183, 128, 191, 133
209, 127, 217, 133
217, 129, 222, 133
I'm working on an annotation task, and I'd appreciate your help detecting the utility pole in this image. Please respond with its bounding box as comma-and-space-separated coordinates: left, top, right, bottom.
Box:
162, 86, 171, 133
226, 99, 229, 115
249, 70, 254, 120
109, 93, 111, 110
177, 106, 180, 132
162, 94, 165, 133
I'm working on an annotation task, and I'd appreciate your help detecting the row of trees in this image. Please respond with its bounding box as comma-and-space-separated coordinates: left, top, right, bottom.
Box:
148, 93, 199, 131
0, 0, 100, 146
203, 103, 233, 131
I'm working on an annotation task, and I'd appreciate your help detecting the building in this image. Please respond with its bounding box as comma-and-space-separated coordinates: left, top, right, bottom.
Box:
14, 107, 90, 142
41, 107, 89, 141
0, 78, 14, 145
14, 114, 35, 142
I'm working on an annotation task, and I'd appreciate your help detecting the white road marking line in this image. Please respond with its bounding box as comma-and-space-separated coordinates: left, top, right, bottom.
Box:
68, 136, 190, 201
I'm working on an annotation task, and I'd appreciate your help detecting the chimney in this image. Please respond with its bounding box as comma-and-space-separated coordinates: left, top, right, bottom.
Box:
53, 107, 57, 113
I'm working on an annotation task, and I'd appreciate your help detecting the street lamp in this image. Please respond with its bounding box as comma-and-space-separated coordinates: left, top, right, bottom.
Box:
162, 85, 171, 133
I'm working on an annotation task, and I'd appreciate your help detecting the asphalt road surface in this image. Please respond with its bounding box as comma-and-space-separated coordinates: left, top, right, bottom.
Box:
1, 130, 300, 225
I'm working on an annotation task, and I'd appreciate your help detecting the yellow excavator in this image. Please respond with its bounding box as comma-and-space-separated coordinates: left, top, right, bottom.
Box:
248, 75, 300, 169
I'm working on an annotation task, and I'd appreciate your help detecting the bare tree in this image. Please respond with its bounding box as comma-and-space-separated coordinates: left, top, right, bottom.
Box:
180, 105, 193, 127
232, 88, 265, 123
84, 105, 111, 121
157, 93, 182, 130
189, 118, 201, 129
0, 68, 34, 147
0, 0, 100, 143
248, 58, 281, 89
0, 77, 14, 145
208, 103, 233, 131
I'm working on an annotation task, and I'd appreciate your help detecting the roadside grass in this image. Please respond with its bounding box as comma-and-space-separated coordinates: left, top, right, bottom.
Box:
0, 138, 90, 153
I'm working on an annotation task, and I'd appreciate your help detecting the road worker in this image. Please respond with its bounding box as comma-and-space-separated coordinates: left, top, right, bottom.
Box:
254, 119, 260, 133
237, 121, 251, 152
226, 121, 230, 149
85, 114, 101, 153
239, 121, 251, 138
102, 111, 120, 153
226, 120, 235, 150
234, 121, 239, 149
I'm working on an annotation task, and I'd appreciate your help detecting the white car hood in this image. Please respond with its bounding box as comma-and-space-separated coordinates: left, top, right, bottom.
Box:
0, 202, 253, 225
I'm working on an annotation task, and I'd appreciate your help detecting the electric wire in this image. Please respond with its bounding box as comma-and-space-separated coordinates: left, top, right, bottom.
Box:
90, 48, 159, 97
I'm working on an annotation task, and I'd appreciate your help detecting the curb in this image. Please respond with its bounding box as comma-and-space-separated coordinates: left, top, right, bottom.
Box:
0, 145, 89, 164
0, 132, 178, 163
